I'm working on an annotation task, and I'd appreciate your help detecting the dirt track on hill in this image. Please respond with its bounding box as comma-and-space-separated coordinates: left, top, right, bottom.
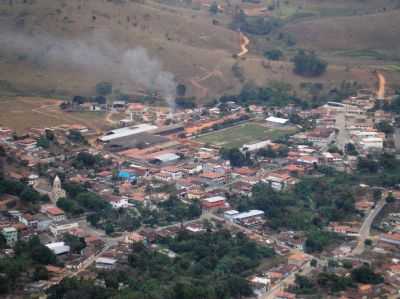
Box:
237, 32, 250, 57
376, 71, 386, 99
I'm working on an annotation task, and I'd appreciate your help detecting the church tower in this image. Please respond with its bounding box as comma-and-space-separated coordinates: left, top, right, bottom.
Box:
50, 176, 66, 204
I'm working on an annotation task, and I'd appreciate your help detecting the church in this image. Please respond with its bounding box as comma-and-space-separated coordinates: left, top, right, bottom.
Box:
33, 175, 66, 204
49, 176, 66, 203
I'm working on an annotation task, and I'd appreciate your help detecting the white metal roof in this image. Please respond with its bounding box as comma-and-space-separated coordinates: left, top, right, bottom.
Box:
46, 242, 70, 255
233, 210, 264, 220
266, 116, 288, 124
96, 257, 117, 264
154, 153, 180, 163
99, 124, 157, 142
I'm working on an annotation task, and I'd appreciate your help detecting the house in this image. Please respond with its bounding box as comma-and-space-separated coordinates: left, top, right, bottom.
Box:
45, 206, 66, 222
49, 221, 79, 237
262, 171, 297, 191
275, 291, 296, 299
117, 170, 137, 183
306, 128, 335, 148
96, 257, 117, 270
124, 232, 145, 244
232, 210, 265, 226
380, 233, 400, 246
199, 172, 226, 185
18, 213, 38, 228
201, 196, 227, 210
224, 210, 240, 221
288, 251, 310, 267
328, 223, 359, 236
46, 242, 70, 255
1, 227, 18, 246
108, 196, 131, 209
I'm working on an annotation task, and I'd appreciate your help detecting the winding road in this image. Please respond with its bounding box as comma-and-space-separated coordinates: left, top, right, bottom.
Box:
376, 71, 386, 100
237, 32, 250, 58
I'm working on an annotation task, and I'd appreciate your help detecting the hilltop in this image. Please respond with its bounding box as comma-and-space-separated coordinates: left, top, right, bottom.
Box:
0, 0, 399, 102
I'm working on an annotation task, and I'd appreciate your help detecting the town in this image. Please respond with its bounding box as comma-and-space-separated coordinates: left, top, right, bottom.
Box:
1, 72, 400, 299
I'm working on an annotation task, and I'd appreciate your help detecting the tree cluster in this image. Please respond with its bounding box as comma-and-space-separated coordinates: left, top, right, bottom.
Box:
293, 50, 327, 77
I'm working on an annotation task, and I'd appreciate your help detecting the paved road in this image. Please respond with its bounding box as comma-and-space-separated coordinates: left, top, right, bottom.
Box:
262, 260, 313, 299
335, 111, 350, 151
394, 128, 400, 152
350, 198, 386, 256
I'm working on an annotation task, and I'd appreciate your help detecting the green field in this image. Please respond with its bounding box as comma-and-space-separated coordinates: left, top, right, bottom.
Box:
196, 122, 296, 149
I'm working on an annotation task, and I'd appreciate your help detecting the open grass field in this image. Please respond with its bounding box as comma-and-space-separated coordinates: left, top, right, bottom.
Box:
196, 122, 296, 148
0, 96, 108, 133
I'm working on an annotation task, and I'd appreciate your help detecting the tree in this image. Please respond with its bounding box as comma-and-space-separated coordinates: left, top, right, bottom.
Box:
264, 49, 283, 61
105, 223, 115, 235
376, 120, 394, 134
20, 187, 41, 203
72, 96, 85, 105
364, 239, 372, 246
57, 198, 83, 215
96, 82, 113, 96
94, 95, 107, 105
345, 143, 358, 156
310, 259, 317, 267
293, 50, 327, 77
351, 265, 384, 284
64, 233, 86, 254
33, 265, 49, 281
357, 156, 379, 173
176, 84, 187, 97
68, 129, 86, 144
37, 136, 50, 148
386, 193, 396, 203
209, 2, 218, 14
220, 148, 252, 167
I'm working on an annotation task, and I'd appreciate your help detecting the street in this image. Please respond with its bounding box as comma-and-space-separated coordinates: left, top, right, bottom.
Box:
350, 198, 386, 256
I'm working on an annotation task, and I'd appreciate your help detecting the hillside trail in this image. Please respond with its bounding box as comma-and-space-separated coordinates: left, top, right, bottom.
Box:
376, 71, 386, 99
237, 32, 249, 57
190, 65, 224, 99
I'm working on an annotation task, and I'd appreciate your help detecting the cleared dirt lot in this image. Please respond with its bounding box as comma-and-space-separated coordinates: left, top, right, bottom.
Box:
0, 96, 108, 133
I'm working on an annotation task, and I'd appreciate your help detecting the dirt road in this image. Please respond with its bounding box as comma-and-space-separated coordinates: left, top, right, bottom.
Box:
237, 32, 250, 57
376, 71, 386, 99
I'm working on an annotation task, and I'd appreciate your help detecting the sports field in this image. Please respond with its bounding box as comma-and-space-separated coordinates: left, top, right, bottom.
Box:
196, 122, 296, 148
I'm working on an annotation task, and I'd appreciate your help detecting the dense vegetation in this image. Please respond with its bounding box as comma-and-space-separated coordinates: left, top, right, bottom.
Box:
229, 169, 357, 252
293, 50, 327, 77
292, 264, 383, 295
0, 236, 58, 295
72, 152, 112, 170
48, 230, 274, 299
232, 11, 281, 35
219, 81, 308, 108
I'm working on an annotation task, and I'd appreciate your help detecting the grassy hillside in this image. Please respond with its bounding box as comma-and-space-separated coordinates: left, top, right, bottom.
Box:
0, 0, 399, 102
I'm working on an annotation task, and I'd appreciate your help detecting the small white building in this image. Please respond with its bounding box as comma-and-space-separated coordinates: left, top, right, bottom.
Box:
224, 210, 240, 222
266, 116, 288, 126
96, 257, 117, 270
46, 242, 70, 255
241, 140, 271, 152
359, 137, 383, 151
49, 221, 79, 237
109, 196, 131, 209
2, 227, 18, 247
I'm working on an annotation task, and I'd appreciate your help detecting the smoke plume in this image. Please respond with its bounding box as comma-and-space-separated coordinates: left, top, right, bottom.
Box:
0, 31, 176, 108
